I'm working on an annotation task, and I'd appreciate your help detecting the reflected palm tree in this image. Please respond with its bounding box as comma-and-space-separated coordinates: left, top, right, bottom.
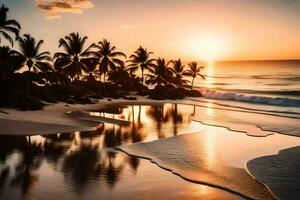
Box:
130, 105, 146, 142
95, 39, 126, 83
62, 143, 101, 193
127, 46, 156, 87
192, 105, 197, 117
104, 127, 122, 147
103, 151, 124, 188
42, 134, 74, 166
0, 136, 28, 162
0, 5, 21, 46
146, 105, 166, 138
127, 156, 140, 173
186, 62, 205, 90
0, 167, 9, 190
0, 136, 42, 197
169, 104, 183, 135
10, 141, 43, 197
137, 105, 143, 129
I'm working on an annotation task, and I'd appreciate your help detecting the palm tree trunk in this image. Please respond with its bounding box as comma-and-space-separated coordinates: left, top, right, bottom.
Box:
103, 72, 106, 95
27, 67, 31, 97
191, 77, 195, 90
77, 74, 81, 97
141, 68, 144, 86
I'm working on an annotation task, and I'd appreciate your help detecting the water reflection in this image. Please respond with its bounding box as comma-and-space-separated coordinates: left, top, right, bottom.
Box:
0, 103, 204, 200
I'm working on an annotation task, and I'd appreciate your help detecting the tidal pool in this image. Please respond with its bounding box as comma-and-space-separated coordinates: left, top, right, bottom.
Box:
1, 103, 299, 199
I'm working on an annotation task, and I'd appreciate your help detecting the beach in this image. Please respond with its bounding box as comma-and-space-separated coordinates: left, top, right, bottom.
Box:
1, 97, 300, 199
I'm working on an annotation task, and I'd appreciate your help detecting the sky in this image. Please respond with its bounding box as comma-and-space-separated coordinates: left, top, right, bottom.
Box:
2, 0, 300, 61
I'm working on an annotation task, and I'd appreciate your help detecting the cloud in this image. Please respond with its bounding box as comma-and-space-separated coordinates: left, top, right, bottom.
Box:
35, 0, 94, 19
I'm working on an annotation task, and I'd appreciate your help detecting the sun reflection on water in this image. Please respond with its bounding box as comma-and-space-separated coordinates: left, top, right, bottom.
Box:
205, 61, 215, 88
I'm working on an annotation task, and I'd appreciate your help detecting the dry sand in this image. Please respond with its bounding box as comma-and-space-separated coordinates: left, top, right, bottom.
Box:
0, 97, 174, 136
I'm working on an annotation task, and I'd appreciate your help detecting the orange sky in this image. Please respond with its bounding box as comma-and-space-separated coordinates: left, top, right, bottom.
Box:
3, 0, 300, 61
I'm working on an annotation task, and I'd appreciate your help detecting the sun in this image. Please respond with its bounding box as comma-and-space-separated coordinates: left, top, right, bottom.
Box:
183, 35, 228, 61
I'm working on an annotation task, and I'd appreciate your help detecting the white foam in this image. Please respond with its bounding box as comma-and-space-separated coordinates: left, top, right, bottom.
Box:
201, 89, 300, 107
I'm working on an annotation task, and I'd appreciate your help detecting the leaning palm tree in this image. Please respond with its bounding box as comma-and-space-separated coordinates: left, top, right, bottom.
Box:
54, 32, 97, 95
186, 62, 205, 90
16, 34, 52, 72
16, 34, 52, 96
127, 46, 156, 87
95, 39, 126, 83
146, 58, 173, 87
0, 5, 21, 46
170, 59, 190, 87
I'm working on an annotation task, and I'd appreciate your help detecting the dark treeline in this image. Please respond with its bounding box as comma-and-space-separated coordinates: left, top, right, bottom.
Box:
0, 5, 205, 110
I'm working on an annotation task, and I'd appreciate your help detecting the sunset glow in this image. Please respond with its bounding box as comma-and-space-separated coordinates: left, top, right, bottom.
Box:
183, 35, 228, 61
3, 0, 300, 61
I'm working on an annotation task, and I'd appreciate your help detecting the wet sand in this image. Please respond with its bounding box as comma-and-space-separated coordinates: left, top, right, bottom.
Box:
247, 146, 300, 200
1, 99, 299, 199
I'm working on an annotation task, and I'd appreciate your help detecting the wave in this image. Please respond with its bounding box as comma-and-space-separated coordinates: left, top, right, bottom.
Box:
200, 89, 300, 107
206, 74, 300, 81
219, 89, 300, 97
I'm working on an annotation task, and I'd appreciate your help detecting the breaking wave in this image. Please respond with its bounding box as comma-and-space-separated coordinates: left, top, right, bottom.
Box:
200, 89, 300, 107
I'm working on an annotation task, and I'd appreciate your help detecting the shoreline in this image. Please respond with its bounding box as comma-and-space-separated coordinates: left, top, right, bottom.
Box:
0, 97, 298, 200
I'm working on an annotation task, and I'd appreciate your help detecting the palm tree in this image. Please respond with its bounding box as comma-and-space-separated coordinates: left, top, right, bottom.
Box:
146, 58, 173, 87
0, 46, 22, 79
0, 5, 21, 46
186, 62, 205, 90
16, 34, 52, 72
82, 58, 98, 84
127, 46, 156, 87
54, 32, 97, 95
108, 62, 130, 86
170, 59, 190, 87
16, 34, 52, 96
95, 39, 126, 83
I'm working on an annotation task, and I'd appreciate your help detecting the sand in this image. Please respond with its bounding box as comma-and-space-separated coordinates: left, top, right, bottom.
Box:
0, 96, 297, 199
0, 98, 149, 135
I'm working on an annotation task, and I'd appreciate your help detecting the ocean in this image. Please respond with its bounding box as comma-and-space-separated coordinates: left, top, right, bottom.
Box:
195, 60, 300, 107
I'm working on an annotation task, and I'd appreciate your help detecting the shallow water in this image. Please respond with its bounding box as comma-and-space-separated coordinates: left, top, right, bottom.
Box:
183, 99, 300, 136
0, 136, 239, 200
1, 103, 300, 199
0, 103, 241, 200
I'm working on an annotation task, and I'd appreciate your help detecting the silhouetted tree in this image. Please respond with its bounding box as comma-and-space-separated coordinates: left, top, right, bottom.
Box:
82, 58, 98, 84
0, 5, 21, 46
16, 34, 52, 72
170, 59, 190, 87
186, 61, 205, 90
146, 58, 173, 87
95, 39, 126, 83
16, 34, 52, 95
127, 46, 155, 87
54, 32, 97, 95
0, 46, 21, 79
